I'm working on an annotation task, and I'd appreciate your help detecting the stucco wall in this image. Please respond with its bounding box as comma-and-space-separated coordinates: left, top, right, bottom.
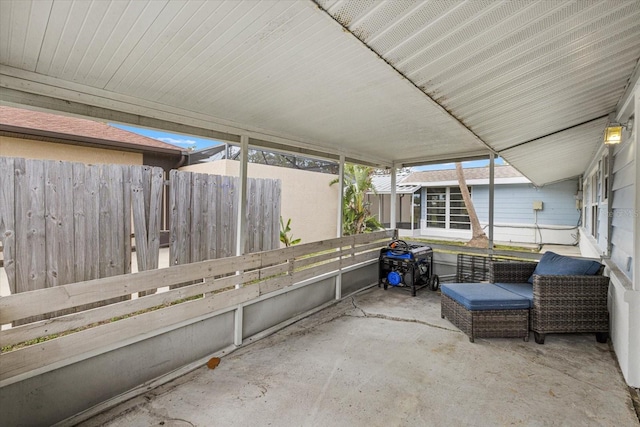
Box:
0, 136, 142, 165
181, 160, 339, 245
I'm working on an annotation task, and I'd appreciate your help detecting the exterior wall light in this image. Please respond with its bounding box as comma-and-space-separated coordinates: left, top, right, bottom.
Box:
603, 120, 632, 145
604, 125, 623, 145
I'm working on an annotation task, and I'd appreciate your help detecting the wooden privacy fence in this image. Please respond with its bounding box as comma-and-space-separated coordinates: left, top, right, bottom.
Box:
0, 157, 281, 299
169, 170, 281, 265
0, 229, 395, 385
0, 157, 133, 295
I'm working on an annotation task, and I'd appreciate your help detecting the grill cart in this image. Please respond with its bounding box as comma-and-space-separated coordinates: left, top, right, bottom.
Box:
379, 240, 439, 296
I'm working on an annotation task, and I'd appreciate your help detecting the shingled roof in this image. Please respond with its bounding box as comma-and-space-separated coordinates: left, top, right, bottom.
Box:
0, 106, 183, 155
403, 165, 525, 184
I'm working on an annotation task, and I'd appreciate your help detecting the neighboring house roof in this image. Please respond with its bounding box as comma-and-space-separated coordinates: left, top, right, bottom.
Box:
370, 174, 420, 195
371, 165, 530, 194
0, 106, 183, 156
403, 165, 530, 187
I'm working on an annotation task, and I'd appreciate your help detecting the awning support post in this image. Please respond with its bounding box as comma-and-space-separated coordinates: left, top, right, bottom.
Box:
390, 164, 397, 231
489, 153, 495, 256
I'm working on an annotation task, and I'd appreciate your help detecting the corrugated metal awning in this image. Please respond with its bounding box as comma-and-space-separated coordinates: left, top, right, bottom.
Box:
1, 0, 638, 186
370, 175, 420, 195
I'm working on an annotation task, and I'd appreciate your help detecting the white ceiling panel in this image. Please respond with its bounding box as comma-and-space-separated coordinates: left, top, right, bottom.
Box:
1, 0, 639, 186
501, 117, 609, 186
0, 0, 53, 71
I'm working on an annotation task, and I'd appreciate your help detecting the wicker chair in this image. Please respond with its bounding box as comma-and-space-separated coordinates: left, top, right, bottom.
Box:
490, 261, 610, 344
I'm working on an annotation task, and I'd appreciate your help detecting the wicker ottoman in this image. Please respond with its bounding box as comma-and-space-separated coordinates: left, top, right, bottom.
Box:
441, 283, 530, 343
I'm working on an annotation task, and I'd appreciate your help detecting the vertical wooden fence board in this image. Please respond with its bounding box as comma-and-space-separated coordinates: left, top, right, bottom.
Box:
123, 165, 132, 275
200, 174, 211, 262
109, 165, 124, 276
259, 179, 267, 251
45, 161, 75, 288
190, 172, 203, 263
231, 176, 239, 255
13, 159, 46, 324
0, 157, 16, 294
132, 165, 163, 296
142, 166, 152, 230
81, 164, 129, 309
72, 163, 86, 284
131, 166, 149, 271
44, 161, 60, 288
268, 179, 276, 250
205, 174, 218, 260
61, 161, 75, 286
43, 161, 76, 318
179, 171, 192, 265
99, 164, 126, 277
199, 174, 211, 262
219, 176, 232, 258
15, 159, 46, 293
257, 178, 266, 253
169, 170, 178, 266
261, 179, 272, 252
98, 165, 111, 278
169, 170, 192, 267
147, 167, 163, 270
84, 164, 100, 281
246, 178, 256, 253
273, 180, 282, 249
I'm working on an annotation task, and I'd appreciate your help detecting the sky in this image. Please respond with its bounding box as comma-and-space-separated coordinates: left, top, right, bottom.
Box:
113, 123, 505, 170
111, 124, 222, 151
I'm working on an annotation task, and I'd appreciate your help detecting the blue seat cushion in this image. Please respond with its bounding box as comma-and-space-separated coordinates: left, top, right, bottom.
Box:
493, 283, 533, 304
528, 251, 602, 283
441, 283, 530, 311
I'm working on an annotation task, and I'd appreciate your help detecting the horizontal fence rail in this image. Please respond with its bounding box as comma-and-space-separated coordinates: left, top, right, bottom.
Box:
0, 230, 395, 385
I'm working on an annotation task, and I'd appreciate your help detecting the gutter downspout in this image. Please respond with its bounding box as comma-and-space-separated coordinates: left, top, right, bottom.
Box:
174, 152, 188, 169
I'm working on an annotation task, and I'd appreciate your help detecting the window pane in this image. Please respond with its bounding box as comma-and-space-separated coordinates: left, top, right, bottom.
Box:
450, 222, 471, 230
448, 186, 470, 230
427, 221, 445, 229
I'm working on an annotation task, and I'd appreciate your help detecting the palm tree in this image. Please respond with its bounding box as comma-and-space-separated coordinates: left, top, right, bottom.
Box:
330, 164, 383, 235
455, 162, 489, 248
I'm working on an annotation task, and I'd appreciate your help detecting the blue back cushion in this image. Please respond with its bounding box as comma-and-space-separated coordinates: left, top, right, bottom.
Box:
528, 251, 601, 283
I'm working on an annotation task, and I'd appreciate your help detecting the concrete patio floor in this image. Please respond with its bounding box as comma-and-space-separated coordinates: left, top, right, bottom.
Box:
80, 285, 639, 427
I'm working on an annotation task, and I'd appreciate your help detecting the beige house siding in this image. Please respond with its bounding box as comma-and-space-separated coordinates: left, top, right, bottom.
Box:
182, 160, 339, 246
0, 136, 142, 165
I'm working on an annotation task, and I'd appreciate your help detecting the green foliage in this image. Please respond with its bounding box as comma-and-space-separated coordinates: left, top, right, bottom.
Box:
330, 164, 383, 235
280, 217, 301, 247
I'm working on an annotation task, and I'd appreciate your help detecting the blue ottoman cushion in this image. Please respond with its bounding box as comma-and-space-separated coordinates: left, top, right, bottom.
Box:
441, 283, 530, 311
493, 282, 534, 304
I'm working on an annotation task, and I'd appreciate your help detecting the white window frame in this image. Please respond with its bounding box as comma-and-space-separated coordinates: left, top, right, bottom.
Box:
601, 153, 609, 202
590, 172, 599, 239
425, 186, 471, 230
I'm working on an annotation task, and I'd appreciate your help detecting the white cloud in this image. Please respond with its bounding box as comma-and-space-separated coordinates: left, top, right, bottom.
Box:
155, 136, 198, 147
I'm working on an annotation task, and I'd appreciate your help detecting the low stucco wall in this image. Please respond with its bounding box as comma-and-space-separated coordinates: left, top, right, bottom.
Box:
0, 311, 236, 427
0, 136, 143, 165
182, 160, 339, 246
